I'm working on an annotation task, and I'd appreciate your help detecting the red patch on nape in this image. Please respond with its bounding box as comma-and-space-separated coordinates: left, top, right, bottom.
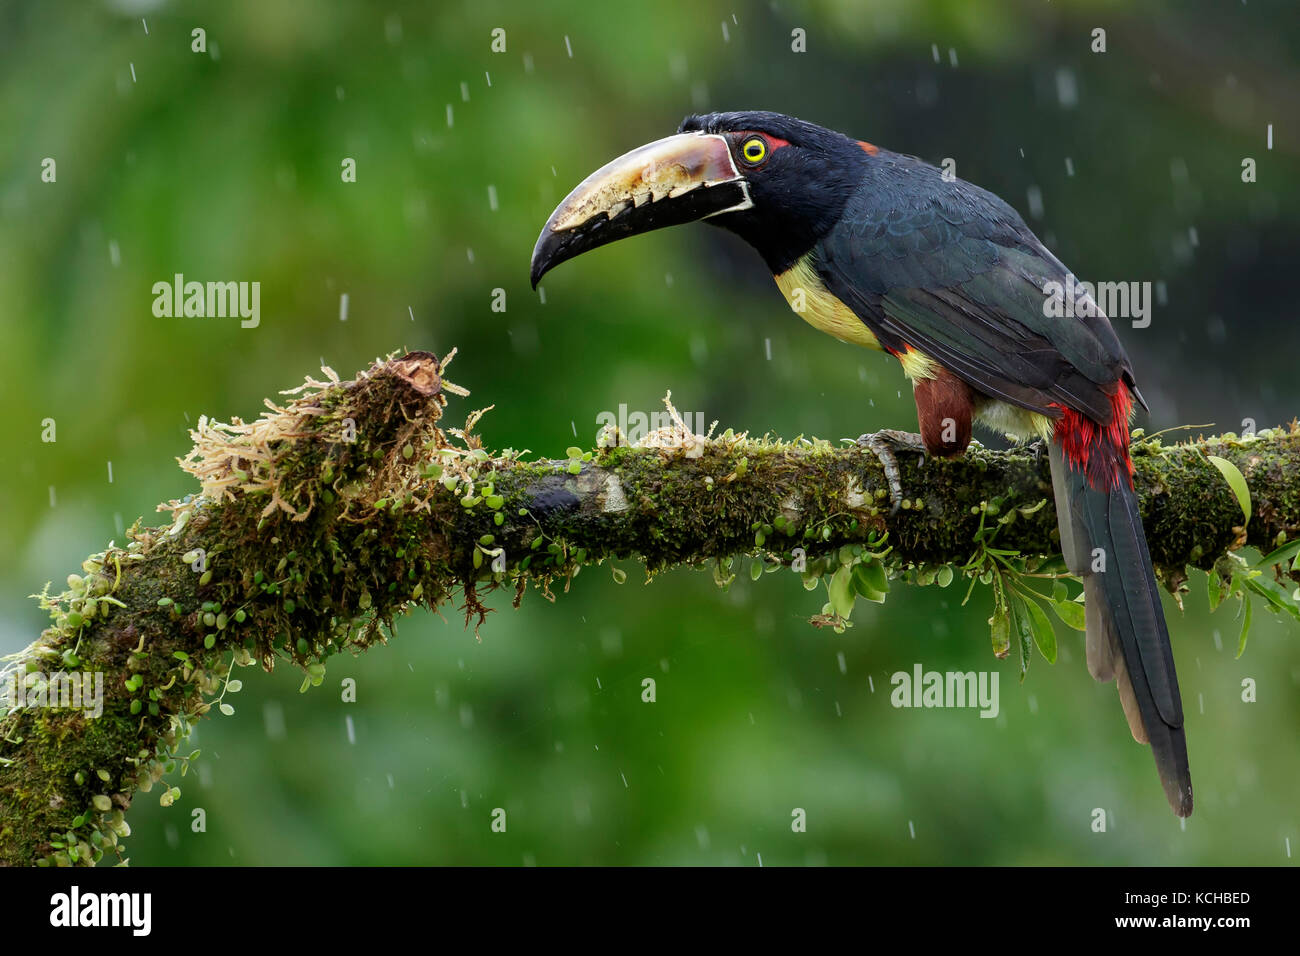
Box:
1051, 386, 1136, 492
857, 140, 878, 155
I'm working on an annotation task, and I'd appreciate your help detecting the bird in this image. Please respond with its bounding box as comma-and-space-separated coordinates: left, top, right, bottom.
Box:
529, 110, 1192, 817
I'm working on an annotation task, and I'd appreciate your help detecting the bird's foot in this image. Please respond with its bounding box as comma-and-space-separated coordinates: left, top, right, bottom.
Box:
855, 429, 927, 513
1024, 438, 1047, 460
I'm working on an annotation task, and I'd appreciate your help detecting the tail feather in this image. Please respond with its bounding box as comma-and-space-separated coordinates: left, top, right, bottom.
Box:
1049, 441, 1193, 817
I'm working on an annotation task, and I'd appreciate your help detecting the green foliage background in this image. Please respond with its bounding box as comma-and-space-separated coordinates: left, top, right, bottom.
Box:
1, 0, 1297, 864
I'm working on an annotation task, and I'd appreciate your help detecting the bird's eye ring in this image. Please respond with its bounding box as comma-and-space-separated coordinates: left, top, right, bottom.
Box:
740, 136, 767, 165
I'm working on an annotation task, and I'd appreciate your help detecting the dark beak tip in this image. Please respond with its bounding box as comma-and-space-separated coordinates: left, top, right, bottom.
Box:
529, 229, 557, 290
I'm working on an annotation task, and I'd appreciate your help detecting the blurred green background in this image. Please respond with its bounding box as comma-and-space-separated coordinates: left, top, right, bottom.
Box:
2, 0, 1298, 865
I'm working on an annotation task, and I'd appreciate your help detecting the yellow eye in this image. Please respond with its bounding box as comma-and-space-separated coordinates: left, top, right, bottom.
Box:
741, 137, 767, 164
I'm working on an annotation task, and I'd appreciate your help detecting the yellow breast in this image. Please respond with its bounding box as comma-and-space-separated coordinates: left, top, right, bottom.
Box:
775, 256, 881, 350
774, 255, 938, 381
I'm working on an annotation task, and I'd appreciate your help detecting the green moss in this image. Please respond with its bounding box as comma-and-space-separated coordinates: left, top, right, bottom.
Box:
4, 351, 1298, 866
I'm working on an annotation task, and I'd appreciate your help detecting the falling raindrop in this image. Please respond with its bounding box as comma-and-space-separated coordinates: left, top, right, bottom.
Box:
263, 700, 286, 740
1026, 185, 1044, 219
915, 75, 938, 107
689, 334, 708, 365
1055, 68, 1078, 107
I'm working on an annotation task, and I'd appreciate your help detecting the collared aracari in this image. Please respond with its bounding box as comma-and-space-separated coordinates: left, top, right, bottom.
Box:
529, 111, 1192, 817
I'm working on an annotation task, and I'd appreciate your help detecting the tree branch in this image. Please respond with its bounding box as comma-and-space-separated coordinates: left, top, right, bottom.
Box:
3, 350, 1297, 865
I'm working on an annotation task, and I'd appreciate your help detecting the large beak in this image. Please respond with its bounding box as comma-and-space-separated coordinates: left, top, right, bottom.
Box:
530, 132, 752, 288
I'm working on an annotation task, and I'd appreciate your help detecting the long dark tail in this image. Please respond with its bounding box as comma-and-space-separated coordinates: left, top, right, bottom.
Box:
1049, 440, 1193, 817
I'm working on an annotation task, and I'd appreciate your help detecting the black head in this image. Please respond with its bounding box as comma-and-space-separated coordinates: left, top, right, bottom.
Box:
530, 110, 869, 285
675, 111, 866, 272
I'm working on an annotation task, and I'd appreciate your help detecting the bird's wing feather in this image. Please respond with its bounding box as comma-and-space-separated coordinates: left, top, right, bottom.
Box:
814, 153, 1135, 423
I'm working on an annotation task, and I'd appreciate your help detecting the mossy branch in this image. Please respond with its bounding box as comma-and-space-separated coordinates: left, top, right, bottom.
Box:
3, 349, 1298, 866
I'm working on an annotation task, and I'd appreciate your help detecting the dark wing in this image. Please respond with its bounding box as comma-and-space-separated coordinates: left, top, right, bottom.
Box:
814, 151, 1135, 423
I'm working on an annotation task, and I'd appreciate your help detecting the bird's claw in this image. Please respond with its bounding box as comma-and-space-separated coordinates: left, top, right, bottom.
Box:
855, 429, 927, 513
